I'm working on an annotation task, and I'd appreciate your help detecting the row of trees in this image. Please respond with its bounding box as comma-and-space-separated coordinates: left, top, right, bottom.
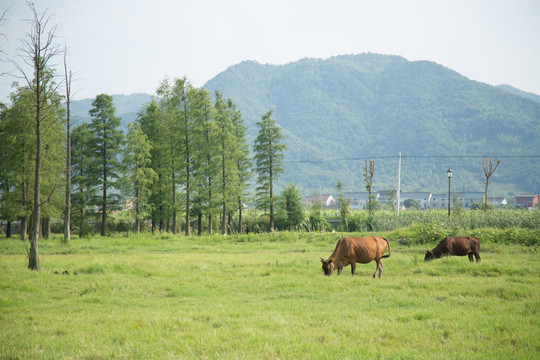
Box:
0, 3, 290, 270
0, 80, 290, 233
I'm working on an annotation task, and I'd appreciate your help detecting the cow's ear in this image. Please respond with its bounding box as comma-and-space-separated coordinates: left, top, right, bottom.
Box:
328, 259, 332, 264
320, 257, 324, 263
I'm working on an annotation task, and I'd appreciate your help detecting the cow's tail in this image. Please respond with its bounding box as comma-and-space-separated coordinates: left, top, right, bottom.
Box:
382, 237, 391, 258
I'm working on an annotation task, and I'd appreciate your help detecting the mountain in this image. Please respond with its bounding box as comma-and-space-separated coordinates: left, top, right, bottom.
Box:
69, 54, 540, 198
497, 84, 540, 104
202, 54, 540, 197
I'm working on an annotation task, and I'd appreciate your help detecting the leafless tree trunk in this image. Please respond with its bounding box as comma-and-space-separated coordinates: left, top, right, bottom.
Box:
238, 200, 243, 234
364, 159, 375, 211
41, 217, 50, 239
101, 145, 107, 236
222, 146, 227, 235
20, 182, 28, 241
135, 184, 140, 233
63, 48, 72, 242
269, 159, 274, 232
0, 6, 9, 58
183, 98, 191, 236
12, 3, 61, 270
482, 158, 501, 211
171, 154, 177, 234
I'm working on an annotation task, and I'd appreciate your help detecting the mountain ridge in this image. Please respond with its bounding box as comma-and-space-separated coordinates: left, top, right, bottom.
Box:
202, 54, 540, 196
69, 54, 540, 197
496, 84, 540, 104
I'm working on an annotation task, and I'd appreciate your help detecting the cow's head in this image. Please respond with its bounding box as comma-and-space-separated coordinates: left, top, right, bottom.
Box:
320, 258, 334, 276
424, 250, 435, 261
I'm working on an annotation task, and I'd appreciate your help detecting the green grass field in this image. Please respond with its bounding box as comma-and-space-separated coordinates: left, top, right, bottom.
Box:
1, 233, 538, 359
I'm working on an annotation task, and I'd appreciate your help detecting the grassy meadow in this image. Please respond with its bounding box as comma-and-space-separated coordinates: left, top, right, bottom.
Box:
0, 232, 539, 359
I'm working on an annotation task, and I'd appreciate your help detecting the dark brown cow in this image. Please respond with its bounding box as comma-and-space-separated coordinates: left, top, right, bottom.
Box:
424, 236, 481, 262
320, 236, 391, 278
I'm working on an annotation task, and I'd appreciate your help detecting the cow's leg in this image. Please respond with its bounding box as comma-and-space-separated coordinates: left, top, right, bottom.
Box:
351, 262, 356, 276
474, 252, 481, 262
468, 253, 474, 262
337, 266, 343, 275
378, 261, 383, 278
373, 260, 380, 278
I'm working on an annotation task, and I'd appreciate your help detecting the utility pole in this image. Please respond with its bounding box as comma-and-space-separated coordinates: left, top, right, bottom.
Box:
396, 152, 401, 216
447, 169, 453, 217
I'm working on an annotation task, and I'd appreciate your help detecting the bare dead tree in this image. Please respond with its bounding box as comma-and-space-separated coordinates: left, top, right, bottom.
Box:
63, 46, 72, 243
11, 2, 61, 270
0, 5, 11, 77
482, 158, 501, 211
0, 5, 11, 56
363, 159, 375, 211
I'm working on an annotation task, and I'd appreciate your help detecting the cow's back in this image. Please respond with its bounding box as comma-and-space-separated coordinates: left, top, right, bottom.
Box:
338, 237, 385, 264
441, 236, 477, 255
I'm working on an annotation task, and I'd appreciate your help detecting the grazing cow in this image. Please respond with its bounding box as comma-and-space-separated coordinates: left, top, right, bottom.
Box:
320, 236, 391, 278
424, 236, 481, 262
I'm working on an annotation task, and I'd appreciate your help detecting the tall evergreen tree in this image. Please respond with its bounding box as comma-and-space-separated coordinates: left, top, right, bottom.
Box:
88, 94, 124, 236
253, 110, 286, 232
0, 88, 35, 241
138, 99, 169, 232
36, 87, 64, 240
124, 122, 157, 233
175, 78, 194, 236
228, 99, 251, 234
191, 88, 219, 235
214, 93, 236, 234
0, 80, 64, 246
71, 123, 95, 237
158, 78, 196, 236
156, 78, 174, 232
281, 183, 304, 230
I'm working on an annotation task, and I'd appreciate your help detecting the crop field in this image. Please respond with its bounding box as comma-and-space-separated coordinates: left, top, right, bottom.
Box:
0, 232, 539, 359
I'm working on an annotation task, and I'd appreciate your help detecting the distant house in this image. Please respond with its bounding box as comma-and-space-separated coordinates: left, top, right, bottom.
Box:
378, 190, 396, 205
456, 192, 484, 209
302, 194, 336, 208
514, 195, 540, 209
430, 193, 447, 209
487, 197, 507, 207
376, 190, 432, 210
341, 192, 379, 210
401, 192, 432, 210
431, 192, 484, 209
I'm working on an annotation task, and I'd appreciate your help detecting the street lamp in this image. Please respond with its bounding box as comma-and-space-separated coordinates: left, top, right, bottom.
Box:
447, 169, 453, 217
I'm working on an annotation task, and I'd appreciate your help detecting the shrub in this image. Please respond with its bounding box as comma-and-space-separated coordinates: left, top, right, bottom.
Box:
471, 227, 539, 247
411, 222, 446, 245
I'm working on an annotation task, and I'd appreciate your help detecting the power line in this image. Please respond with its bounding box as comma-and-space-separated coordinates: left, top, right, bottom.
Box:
283, 154, 540, 164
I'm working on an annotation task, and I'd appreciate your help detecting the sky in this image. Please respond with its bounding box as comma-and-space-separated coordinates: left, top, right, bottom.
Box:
1, 0, 539, 103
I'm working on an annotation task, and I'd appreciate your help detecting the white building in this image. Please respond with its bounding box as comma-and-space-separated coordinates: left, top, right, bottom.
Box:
341, 192, 379, 210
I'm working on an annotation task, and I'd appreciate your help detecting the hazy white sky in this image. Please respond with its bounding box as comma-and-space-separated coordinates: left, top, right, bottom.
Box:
1, 0, 539, 102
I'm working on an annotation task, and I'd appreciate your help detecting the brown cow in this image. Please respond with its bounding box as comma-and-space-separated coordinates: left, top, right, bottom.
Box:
424, 236, 481, 262
320, 236, 391, 278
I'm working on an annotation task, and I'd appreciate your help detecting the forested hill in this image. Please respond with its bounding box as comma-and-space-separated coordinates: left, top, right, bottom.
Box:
497, 84, 540, 104
69, 54, 540, 197
202, 54, 540, 197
